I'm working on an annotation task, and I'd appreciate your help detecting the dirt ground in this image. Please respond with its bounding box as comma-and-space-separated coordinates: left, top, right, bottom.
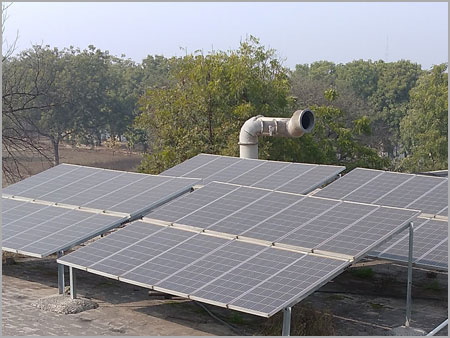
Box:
2, 255, 448, 336
2, 143, 143, 187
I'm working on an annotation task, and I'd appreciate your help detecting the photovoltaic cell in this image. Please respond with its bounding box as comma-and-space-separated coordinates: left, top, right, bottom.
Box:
314, 168, 448, 215
277, 202, 377, 250
100, 232, 227, 282
189, 248, 302, 306
148, 182, 267, 227
60, 221, 168, 269
376, 175, 446, 210
250, 163, 315, 191
372, 217, 448, 270
228, 255, 349, 317
312, 168, 381, 200
3, 164, 199, 216
315, 206, 419, 259
160, 154, 220, 177
181, 156, 242, 181
156, 240, 266, 296
160, 154, 344, 195
237, 197, 339, 242
207, 192, 311, 236
2, 197, 126, 257
437, 207, 448, 217
416, 241, 448, 270
274, 165, 347, 195
403, 181, 448, 215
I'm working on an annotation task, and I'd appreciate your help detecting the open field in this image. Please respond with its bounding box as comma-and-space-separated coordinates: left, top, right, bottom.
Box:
2, 143, 143, 187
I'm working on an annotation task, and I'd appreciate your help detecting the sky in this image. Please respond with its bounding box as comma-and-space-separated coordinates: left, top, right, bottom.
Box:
3, 2, 448, 70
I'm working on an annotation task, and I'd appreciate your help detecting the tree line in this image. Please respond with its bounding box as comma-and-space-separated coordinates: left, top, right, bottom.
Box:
2, 36, 448, 182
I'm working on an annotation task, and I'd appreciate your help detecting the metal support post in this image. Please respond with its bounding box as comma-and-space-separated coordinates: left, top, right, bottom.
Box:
426, 319, 448, 336
57, 250, 65, 294
282, 307, 292, 336
69, 266, 77, 299
405, 221, 414, 327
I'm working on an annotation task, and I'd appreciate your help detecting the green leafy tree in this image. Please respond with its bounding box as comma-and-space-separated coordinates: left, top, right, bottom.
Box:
399, 64, 448, 172
32, 45, 112, 163
368, 60, 423, 157
268, 90, 389, 171
335, 59, 379, 99
136, 36, 291, 174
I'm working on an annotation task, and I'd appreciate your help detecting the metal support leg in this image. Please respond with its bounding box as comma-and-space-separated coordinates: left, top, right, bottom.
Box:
405, 221, 414, 327
282, 307, 292, 336
69, 266, 77, 299
57, 250, 65, 294
426, 319, 448, 336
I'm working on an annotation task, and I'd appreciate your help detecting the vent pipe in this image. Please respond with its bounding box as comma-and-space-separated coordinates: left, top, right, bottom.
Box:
239, 109, 315, 159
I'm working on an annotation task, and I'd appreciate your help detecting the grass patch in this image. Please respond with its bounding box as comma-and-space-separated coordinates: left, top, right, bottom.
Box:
326, 294, 346, 301
96, 280, 119, 288
368, 302, 385, 310
351, 267, 375, 279
229, 312, 245, 325
258, 303, 335, 336
424, 280, 441, 291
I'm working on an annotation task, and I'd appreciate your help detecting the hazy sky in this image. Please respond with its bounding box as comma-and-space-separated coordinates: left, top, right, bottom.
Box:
3, 2, 448, 70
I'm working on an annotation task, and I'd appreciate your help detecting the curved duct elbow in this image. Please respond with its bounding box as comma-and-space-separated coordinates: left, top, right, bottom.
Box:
286, 109, 315, 137
239, 109, 315, 159
239, 115, 264, 145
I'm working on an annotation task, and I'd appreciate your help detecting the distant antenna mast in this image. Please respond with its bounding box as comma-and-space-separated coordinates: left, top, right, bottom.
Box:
385, 34, 389, 62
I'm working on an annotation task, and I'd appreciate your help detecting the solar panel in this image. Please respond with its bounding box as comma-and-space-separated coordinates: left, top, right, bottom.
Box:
227, 255, 349, 317
416, 241, 448, 269
437, 207, 448, 217
3, 164, 199, 217
159, 154, 345, 195
314, 168, 448, 215
314, 207, 421, 260
2, 197, 127, 257
148, 182, 419, 259
188, 247, 304, 306
372, 217, 448, 270
58, 220, 351, 317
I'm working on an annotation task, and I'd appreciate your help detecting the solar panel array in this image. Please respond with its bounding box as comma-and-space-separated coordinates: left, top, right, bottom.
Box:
8, 160, 441, 319
58, 220, 351, 317
59, 181, 419, 317
314, 167, 448, 270
2, 164, 199, 257
147, 182, 419, 260
3, 164, 199, 217
160, 154, 345, 195
313, 168, 448, 216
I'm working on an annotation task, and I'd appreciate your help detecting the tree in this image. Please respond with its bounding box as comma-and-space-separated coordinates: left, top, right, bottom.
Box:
2, 46, 56, 182
267, 89, 389, 171
399, 64, 448, 172
2, 3, 55, 183
135, 36, 291, 174
335, 59, 379, 99
2, 2, 18, 62
368, 60, 423, 157
19, 45, 114, 164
